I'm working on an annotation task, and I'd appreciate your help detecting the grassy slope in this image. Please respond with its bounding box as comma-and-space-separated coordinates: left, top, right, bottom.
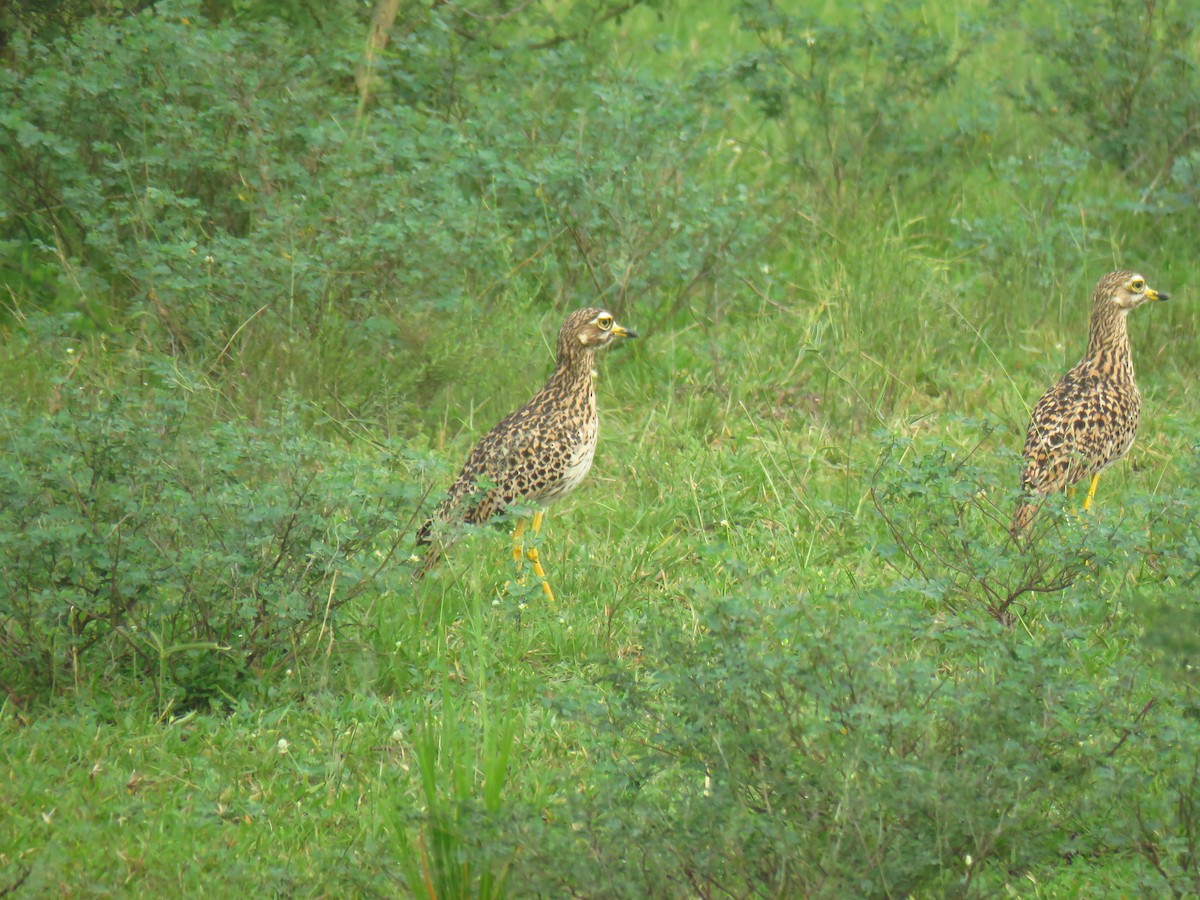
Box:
2, 0, 1198, 896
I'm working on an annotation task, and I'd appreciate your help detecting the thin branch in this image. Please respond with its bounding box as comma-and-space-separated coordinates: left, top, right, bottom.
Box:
1107, 697, 1157, 759
525, 1, 642, 51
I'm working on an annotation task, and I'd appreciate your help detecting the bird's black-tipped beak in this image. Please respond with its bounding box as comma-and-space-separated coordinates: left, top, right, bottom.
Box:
1147, 287, 1168, 302
612, 324, 638, 339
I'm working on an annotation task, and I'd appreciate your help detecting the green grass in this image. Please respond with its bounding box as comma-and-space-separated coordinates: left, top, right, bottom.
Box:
3, 0, 1200, 895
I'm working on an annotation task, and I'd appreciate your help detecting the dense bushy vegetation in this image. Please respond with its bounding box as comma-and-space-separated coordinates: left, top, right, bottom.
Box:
2, 0, 1199, 894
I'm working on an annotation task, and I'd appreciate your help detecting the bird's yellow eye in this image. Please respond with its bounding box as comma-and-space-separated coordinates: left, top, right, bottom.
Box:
1130, 278, 1146, 292
596, 314, 614, 331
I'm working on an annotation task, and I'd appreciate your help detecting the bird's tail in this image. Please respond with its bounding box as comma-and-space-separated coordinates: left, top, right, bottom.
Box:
412, 550, 442, 581
1010, 499, 1038, 540
412, 517, 457, 581
412, 518, 437, 580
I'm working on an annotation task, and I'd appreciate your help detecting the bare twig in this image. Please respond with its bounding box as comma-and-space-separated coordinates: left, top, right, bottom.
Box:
0, 865, 31, 898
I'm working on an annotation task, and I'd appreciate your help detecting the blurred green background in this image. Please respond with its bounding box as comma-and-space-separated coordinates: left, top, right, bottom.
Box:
1, 0, 1198, 894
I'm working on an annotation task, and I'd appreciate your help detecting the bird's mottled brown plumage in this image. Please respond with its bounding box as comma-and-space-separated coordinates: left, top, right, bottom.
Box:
415, 307, 636, 584
1012, 270, 1168, 535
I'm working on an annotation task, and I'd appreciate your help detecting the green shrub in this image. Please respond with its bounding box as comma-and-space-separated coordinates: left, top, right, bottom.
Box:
868, 427, 1200, 627
869, 425, 1098, 626
488, 432, 1200, 896
950, 141, 1106, 283
1019, 0, 1200, 185
0, 380, 422, 705
0, 0, 761, 426
729, 0, 993, 213
510, 589, 1151, 896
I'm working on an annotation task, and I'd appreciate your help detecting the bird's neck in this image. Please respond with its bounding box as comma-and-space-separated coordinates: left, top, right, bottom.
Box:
548, 343, 597, 394
1084, 305, 1134, 380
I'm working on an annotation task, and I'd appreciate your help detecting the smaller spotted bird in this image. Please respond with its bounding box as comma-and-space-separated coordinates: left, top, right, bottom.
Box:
1012, 270, 1168, 536
414, 307, 637, 600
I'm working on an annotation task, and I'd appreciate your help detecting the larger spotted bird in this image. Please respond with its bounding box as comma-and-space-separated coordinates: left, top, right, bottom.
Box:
414, 307, 637, 599
1012, 270, 1168, 536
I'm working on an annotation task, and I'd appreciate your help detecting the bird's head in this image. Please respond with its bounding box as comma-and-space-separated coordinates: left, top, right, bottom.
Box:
558, 307, 638, 354
1094, 270, 1169, 312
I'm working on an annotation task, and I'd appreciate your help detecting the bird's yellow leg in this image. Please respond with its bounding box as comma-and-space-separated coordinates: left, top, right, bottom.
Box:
501, 518, 530, 595
1082, 472, 1101, 512
525, 510, 555, 602
511, 517, 528, 579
